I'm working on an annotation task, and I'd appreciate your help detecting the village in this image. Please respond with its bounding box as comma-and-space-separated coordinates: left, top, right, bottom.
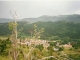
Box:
18, 39, 72, 51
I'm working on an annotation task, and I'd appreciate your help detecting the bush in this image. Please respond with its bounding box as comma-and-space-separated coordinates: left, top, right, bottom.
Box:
59, 47, 64, 51
0, 38, 11, 56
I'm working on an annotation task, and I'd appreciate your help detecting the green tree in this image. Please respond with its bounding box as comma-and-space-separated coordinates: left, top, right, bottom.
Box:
32, 24, 44, 39
0, 38, 11, 55
36, 44, 44, 51
59, 47, 64, 51
47, 46, 53, 56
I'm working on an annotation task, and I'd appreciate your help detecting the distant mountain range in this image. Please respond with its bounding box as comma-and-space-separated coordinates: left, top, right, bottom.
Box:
0, 14, 80, 23
0, 18, 14, 23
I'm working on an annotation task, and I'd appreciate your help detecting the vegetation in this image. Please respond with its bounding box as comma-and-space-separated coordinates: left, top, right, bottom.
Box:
0, 21, 80, 39
0, 20, 80, 60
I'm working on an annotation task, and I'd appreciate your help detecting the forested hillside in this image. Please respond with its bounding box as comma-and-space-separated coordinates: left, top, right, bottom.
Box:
0, 21, 80, 39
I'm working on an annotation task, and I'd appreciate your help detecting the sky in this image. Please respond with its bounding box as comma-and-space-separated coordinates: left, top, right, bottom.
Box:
0, 0, 80, 19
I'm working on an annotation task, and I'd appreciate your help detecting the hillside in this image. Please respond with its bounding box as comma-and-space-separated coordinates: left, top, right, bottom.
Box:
0, 21, 80, 39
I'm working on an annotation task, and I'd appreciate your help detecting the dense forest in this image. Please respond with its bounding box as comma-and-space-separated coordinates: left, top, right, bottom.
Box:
0, 20, 80, 39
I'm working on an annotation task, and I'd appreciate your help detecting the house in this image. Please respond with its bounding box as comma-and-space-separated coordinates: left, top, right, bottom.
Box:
63, 44, 72, 48
54, 47, 59, 51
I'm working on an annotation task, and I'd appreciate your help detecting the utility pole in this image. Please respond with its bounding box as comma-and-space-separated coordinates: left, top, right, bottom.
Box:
10, 9, 18, 60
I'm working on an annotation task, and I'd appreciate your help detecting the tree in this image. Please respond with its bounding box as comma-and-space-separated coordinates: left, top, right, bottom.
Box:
0, 38, 11, 56
9, 10, 19, 60
47, 46, 53, 56
32, 24, 44, 39
36, 44, 44, 51
59, 47, 64, 51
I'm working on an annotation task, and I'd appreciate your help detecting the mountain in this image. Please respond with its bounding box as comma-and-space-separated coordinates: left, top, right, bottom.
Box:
20, 14, 80, 23
21, 18, 38, 23
0, 14, 80, 23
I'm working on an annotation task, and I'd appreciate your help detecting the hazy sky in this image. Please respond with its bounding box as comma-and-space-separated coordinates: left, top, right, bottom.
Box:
0, 0, 80, 19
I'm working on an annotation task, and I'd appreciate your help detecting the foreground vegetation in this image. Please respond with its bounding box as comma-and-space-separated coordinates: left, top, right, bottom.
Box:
0, 38, 80, 60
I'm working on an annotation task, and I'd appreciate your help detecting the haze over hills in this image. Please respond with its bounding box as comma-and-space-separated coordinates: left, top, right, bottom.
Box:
0, 18, 13, 23
21, 14, 80, 23
0, 14, 80, 23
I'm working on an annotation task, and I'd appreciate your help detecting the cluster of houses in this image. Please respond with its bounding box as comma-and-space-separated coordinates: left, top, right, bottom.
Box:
18, 39, 72, 51
54, 42, 72, 51
18, 39, 50, 49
